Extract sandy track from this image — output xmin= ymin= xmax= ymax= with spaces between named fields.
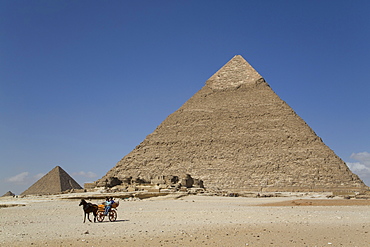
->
xmin=1 ymin=195 xmax=369 ymax=246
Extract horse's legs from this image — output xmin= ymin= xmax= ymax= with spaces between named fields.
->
xmin=87 ymin=212 xmax=92 ymax=222
xmin=83 ymin=212 xmax=86 ymax=223
xmin=93 ymin=211 xmax=97 ymax=223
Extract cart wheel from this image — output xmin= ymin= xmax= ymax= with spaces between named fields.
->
xmin=97 ymin=211 xmax=105 ymax=222
xmin=108 ymin=210 xmax=117 ymax=222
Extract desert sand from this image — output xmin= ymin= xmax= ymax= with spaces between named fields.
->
xmin=1 ymin=193 xmax=369 ymax=246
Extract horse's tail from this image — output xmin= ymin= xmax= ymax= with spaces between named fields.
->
xmin=92 ymin=204 xmax=99 ymax=216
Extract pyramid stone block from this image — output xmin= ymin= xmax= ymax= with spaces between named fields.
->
xmin=97 ymin=55 xmax=367 ymax=192
xmin=21 ymin=166 xmax=82 ymax=195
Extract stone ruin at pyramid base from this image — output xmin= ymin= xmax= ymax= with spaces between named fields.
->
xmin=92 ymin=170 xmax=367 ymax=194
xmin=95 ymin=55 xmax=369 ymax=194
xmin=90 ymin=174 xmax=206 ymax=193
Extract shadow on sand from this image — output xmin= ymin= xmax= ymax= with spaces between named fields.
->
xmin=97 ymin=219 xmax=129 ymax=223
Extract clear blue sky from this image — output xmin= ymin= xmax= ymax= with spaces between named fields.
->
xmin=1 ymin=0 xmax=369 ymax=195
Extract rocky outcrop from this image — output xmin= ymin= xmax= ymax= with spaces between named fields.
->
xmin=95 ymin=174 xmax=204 ymax=191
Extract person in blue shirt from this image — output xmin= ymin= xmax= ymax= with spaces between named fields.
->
xmin=103 ymin=197 xmax=112 ymax=216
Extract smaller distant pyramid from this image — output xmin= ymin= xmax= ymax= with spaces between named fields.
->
xmin=21 ymin=166 xmax=82 ymax=195
xmin=1 ymin=191 xmax=15 ymax=197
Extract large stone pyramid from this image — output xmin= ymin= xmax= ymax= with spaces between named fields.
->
xmin=98 ymin=55 xmax=367 ymax=192
xmin=21 ymin=166 xmax=82 ymax=195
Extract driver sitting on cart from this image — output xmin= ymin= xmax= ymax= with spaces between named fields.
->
xmin=103 ymin=197 xmax=112 ymax=216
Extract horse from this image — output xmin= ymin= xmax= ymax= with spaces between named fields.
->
xmin=79 ymin=199 xmax=98 ymax=223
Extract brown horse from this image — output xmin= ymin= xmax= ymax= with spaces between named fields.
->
xmin=79 ymin=199 xmax=98 ymax=223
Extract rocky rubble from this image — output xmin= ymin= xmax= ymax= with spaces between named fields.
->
xmin=92 ymin=173 xmax=204 ymax=193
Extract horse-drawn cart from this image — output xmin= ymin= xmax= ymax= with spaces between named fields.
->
xmin=96 ymin=201 xmax=119 ymax=222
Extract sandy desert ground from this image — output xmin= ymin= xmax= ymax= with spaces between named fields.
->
xmin=1 ymin=193 xmax=369 ymax=247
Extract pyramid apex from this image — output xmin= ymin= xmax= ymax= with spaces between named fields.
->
xmin=206 ymin=55 xmax=263 ymax=90
xmin=52 ymin=166 xmax=63 ymax=173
